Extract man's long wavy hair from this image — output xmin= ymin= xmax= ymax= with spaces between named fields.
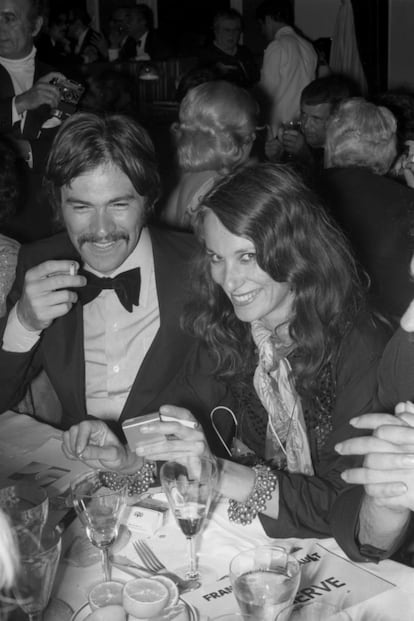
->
xmin=44 ymin=113 xmax=160 ymax=226
xmin=184 ymin=163 xmax=366 ymax=398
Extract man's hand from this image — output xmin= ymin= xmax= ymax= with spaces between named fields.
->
xmin=62 ymin=420 xmax=142 ymax=472
xmin=16 ymin=260 xmax=86 ymax=332
xmin=108 ymin=27 xmax=123 ymax=49
xmin=336 ymin=407 xmax=414 ymax=511
xmin=88 ymin=32 xmax=108 ymax=58
xmin=14 ymin=72 xmax=66 ymax=115
xmin=280 ymin=128 xmax=307 ymax=157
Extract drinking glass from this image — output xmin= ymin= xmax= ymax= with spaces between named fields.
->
xmin=160 ymin=457 xmax=217 ymax=585
xmin=229 ymin=545 xmax=301 ymax=621
xmin=0 ymin=483 xmax=48 ymax=540
xmin=276 ymin=601 xmax=352 ymax=621
xmin=12 ymin=525 xmax=61 ymax=621
xmin=70 ymin=470 xmax=128 ymax=583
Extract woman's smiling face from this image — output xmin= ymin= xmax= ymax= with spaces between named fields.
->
xmin=203 ymin=211 xmax=295 ymax=330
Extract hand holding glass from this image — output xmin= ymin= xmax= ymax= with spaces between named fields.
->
xmin=160 ymin=458 xmax=217 ymax=585
xmin=230 ymin=545 xmax=301 ymax=621
xmin=70 ymin=470 xmax=127 ymax=582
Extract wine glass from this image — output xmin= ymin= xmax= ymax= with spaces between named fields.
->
xmin=160 ymin=457 xmax=217 ymax=586
xmin=12 ymin=524 xmax=61 ymax=621
xmin=70 ymin=470 xmax=128 ymax=583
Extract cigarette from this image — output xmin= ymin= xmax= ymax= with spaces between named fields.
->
xmin=46 ymin=264 xmax=77 ymax=278
xmin=160 ymin=413 xmax=199 ymax=428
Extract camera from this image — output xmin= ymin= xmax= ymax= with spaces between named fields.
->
xmin=50 ymin=77 xmax=85 ymax=119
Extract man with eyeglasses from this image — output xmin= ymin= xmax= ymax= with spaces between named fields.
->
xmin=277 ymin=74 xmax=357 ymax=172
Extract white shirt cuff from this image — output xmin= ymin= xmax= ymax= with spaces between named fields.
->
xmin=2 ymin=304 xmax=41 ymax=352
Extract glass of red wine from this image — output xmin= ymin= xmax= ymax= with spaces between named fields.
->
xmin=160 ymin=457 xmax=217 ymax=586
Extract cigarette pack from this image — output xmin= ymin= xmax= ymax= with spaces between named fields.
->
xmin=126 ymin=498 xmax=169 ymax=535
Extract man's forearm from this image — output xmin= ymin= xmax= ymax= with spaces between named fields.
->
xmin=358 ymin=495 xmax=411 ymax=551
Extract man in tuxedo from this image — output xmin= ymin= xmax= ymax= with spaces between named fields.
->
xmin=107 ymin=6 xmax=136 ymax=62
xmin=127 ymin=4 xmax=171 ymax=60
xmin=0 ymin=112 xmax=199 ymax=432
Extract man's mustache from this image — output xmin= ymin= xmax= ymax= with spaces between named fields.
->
xmin=78 ymin=232 xmax=129 ymax=247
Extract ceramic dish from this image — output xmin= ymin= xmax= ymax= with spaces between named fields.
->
xmin=70 ymin=598 xmax=198 ymax=621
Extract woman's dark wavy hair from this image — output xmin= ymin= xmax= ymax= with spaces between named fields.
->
xmin=184 ymin=162 xmax=366 ymax=397
xmin=44 ymin=112 xmax=160 ymax=225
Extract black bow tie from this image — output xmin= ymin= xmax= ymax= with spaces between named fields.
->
xmin=77 ymin=267 xmax=141 ymax=312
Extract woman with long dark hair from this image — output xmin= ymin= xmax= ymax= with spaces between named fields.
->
xmin=64 ymin=163 xmax=389 ymax=539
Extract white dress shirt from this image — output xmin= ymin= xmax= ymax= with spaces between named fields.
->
xmin=3 ymin=228 xmax=160 ymax=420
xmin=260 ymin=26 xmax=317 ymax=135
xmin=135 ymin=30 xmax=149 ymax=59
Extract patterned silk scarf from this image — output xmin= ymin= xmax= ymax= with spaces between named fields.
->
xmin=251 ymin=320 xmax=314 ymax=475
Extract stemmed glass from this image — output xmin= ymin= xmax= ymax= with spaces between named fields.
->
xmin=160 ymin=457 xmax=217 ymax=586
xmin=70 ymin=470 xmax=128 ymax=583
xmin=12 ymin=524 xmax=61 ymax=621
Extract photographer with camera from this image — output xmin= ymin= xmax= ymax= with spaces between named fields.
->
xmin=0 ymin=0 xmax=82 ymax=241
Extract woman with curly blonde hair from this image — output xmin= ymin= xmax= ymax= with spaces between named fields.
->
xmin=161 ymin=80 xmax=258 ymax=230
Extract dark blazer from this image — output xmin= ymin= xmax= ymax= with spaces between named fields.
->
xmin=118 ymin=36 xmax=138 ymax=61
xmin=317 ymin=167 xmax=414 ymax=322
xmin=72 ymin=27 xmax=106 ymax=61
xmin=0 ymin=227 xmax=200 ymax=430
xmin=34 ymin=34 xmax=71 ymax=68
xmin=0 ymin=58 xmax=57 ymax=163
xmin=198 ymin=43 xmax=260 ymax=88
xmin=331 ymin=485 xmax=414 ymax=566
xmin=143 ymin=30 xmax=171 ymax=60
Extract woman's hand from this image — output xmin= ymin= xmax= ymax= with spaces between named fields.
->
xmin=62 ymin=420 xmax=143 ymax=472
xmin=134 ymin=405 xmax=212 ymax=462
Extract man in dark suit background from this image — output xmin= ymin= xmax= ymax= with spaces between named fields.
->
xmin=66 ymin=7 xmax=107 ymax=64
xmin=106 ymin=6 xmax=136 ymax=62
xmin=0 ymin=0 xmax=76 ymax=241
xmin=127 ymin=3 xmax=171 ymax=60
xmin=0 ymin=113 xmax=199 ymax=433
xmin=198 ymin=8 xmax=259 ymax=89
xmin=0 ymin=0 xmax=65 ymax=172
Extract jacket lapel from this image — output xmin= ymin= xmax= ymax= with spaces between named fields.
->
xmin=120 ymin=228 xmax=193 ymax=421
xmin=23 ymin=60 xmax=54 ymax=140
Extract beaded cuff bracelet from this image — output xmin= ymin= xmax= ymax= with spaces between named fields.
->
xmin=100 ymin=462 xmax=156 ymax=497
xmin=227 ymin=464 xmax=278 ymax=525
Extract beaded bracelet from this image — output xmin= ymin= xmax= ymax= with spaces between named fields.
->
xmin=100 ymin=462 xmax=156 ymax=497
xmin=227 ymin=464 xmax=278 ymax=525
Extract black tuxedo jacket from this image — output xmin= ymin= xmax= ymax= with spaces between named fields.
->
xmin=118 ymin=36 xmax=138 ymax=61
xmin=144 ymin=30 xmax=171 ymax=60
xmin=0 ymin=58 xmax=59 ymax=173
xmin=0 ymin=227 xmax=201 ymax=430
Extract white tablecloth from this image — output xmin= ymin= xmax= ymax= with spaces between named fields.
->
xmin=1 ymin=412 xmax=414 ymax=620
